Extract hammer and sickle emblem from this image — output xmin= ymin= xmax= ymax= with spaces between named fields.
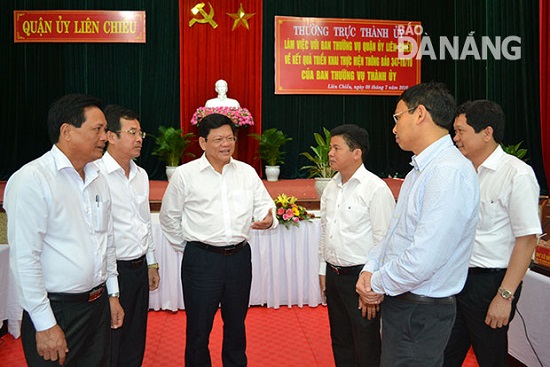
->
xmin=189 ymin=2 xmax=218 ymax=28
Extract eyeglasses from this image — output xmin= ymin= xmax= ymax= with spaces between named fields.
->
xmin=205 ymin=136 xmax=237 ymax=144
xmin=115 ymin=129 xmax=146 ymax=139
xmin=392 ymin=107 xmax=417 ymax=124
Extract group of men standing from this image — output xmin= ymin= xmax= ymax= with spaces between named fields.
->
xmin=4 ymin=94 xmax=275 ymax=367
xmin=320 ymin=82 xmax=541 ymax=367
xmin=4 ymin=96 xmax=160 ymax=366
xmin=3 ymin=81 xmax=542 ymax=367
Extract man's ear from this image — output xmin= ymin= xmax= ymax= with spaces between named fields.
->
xmin=483 ymin=126 xmax=494 ymax=141
xmin=414 ymin=105 xmax=429 ymax=125
xmin=198 ymin=136 xmax=207 ymax=151
xmin=107 ymin=131 xmax=118 ymax=144
xmin=353 ymin=148 xmax=363 ymax=161
xmin=59 ymin=123 xmax=72 ymax=141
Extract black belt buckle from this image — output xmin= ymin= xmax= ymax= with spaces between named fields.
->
xmin=224 ymin=247 xmax=236 ymax=256
xmin=130 ymin=257 xmax=145 ymax=268
xmin=88 ymin=286 xmax=103 ymax=302
xmin=223 ymin=243 xmax=243 ymax=256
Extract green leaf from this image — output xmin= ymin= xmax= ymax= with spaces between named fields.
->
xmin=501 ymin=141 xmax=528 ymax=161
xmin=250 ymin=128 xmax=292 ymax=166
xmin=299 ymin=127 xmax=335 ymax=178
xmin=151 ymin=126 xmax=195 ymax=166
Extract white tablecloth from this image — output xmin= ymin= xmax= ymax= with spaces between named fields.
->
xmin=148 ymin=214 xmax=323 ymax=311
xmin=0 ymin=245 xmax=23 ymax=338
xmin=508 ymin=269 xmax=550 ymax=366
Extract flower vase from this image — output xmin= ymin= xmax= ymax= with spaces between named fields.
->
xmin=314 ymin=177 xmax=332 ymax=198
xmin=265 ymin=165 xmax=280 ymax=182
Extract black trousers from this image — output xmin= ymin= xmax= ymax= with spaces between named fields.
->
xmin=110 ymin=257 xmax=149 ymax=367
xmin=443 ymin=270 xmax=521 ymax=367
xmin=325 ymin=266 xmax=381 ymax=367
xmin=381 ymin=295 xmax=456 ymax=367
xmin=21 ymin=288 xmax=111 ymax=367
xmin=182 ymin=242 xmax=252 ymax=367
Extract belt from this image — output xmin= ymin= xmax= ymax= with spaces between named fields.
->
xmin=327 ymin=263 xmax=364 ymax=276
xmin=117 ymin=255 xmax=146 ymax=269
xmin=468 ymin=267 xmax=506 ymax=275
xmin=394 ymin=292 xmax=456 ymax=305
xmin=188 ymin=241 xmax=247 ymax=256
xmin=48 ymin=283 xmax=106 ymax=303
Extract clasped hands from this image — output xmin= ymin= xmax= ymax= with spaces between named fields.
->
xmin=356 ymin=271 xmax=384 ymax=319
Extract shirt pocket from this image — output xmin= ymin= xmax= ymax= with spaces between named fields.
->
xmin=340 ymin=203 xmax=366 ymax=232
xmin=93 ymin=199 xmax=110 ymax=233
xmin=134 ymin=194 xmax=150 ymax=222
xmin=478 ymin=196 xmax=499 ymax=232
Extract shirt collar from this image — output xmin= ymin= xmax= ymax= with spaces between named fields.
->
xmin=349 ymin=164 xmax=368 ymax=183
xmin=52 ymin=144 xmax=74 ymax=171
xmin=335 ymin=164 xmax=368 ymax=187
xmin=51 ymin=144 xmax=100 ymax=184
xmin=410 ymin=135 xmax=453 ymax=171
xmin=198 ymin=152 xmax=236 ymax=172
xmin=102 ymin=151 xmax=138 ymax=179
xmin=479 ymin=144 xmax=504 ymax=172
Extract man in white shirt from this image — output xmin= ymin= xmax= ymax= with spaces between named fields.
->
xmin=4 ymin=94 xmax=124 ymax=366
xmin=205 ymin=79 xmax=241 ymax=108
xmin=444 ymin=100 xmax=542 ymax=366
xmin=96 ymin=104 xmax=160 ymax=367
xmin=319 ymin=124 xmax=394 ymax=367
xmin=159 ymin=113 xmax=276 ymax=367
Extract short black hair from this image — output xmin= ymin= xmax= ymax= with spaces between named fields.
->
xmin=400 ymin=82 xmax=456 ymax=130
xmin=104 ymin=104 xmax=140 ymax=133
xmin=330 ymin=124 xmax=370 ymax=163
xmin=197 ymin=113 xmax=236 ymax=138
xmin=47 ymin=94 xmax=104 ymax=144
xmin=456 ymin=100 xmax=505 ymax=143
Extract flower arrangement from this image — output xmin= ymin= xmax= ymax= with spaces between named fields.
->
xmin=274 ymin=193 xmax=315 ymax=229
xmin=191 ymin=107 xmax=255 ymax=127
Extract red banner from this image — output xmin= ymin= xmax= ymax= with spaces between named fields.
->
xmin=275 ymin=16 xmax=421 ymax=95
xmin=14 ymin=10 xmax=146 ymax=43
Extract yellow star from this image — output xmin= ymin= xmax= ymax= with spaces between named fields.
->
xmin=226 ymin=3 xmax=255 ymax=31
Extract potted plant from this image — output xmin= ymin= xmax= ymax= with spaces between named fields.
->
xmin=250 ymin=128 xmax=292 ymax=181
xmin=300 ymin=127 xmax=335 ymax=197
xmin=501 ymin=141 xmax=528 ymax=161
xmin=152 ymin=126 xmax=195 ymax=180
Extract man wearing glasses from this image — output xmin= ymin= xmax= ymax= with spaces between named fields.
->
xmin=160 ymin=113 xmax=276 ymax=367
xmin=96 ymin=104 xmax=160 ymax=367
xmin=356 ymin=82 xmax=480 ymax=366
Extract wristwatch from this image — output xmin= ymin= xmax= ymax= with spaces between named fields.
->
xmin=498 ymin=287 xmax=514 ymax=301
xmin=148 ymin=263 xmax=159 ymax=269
xmin=109 ymin=292 xmax=120 ymax=298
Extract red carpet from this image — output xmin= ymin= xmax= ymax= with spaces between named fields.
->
xmin=0 ymin=306 xmax=479 ymax=366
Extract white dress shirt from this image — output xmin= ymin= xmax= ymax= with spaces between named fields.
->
xmin=470 ymin=145 xmax=541 ymax=268
xmin=318 ymin=165 xmax=395 ymax=275
xmin=159 ymin=154 xmax=277 ymax=251
xmin=364 ymin=136 xmax=480 ymax=297
xmin=3 ymin=145 xmax=118 ymax=331
xmin=96 ymin=152 xmax=156 ymax=264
